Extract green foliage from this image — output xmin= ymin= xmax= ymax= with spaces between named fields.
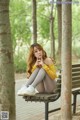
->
xmin=14 ymin=55 xmax=27 ymax=73
xmin=38 ymin=16 xmax=50 ymax=39
xmin=72 ymin=5 xmax=80 ymax=59
xmin=72 ymin=5 xmax=80 ymax=40
xmin=72 ymin=38 xmax=80 ymax=58
xmin=10 ymin=0 xmax=31 ymax=49
xmin=13 ymin=40 xmax=29 ymax=73
xmin=9 ymin=0 xmax=80 ymax=72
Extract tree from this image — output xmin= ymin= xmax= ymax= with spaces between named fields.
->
xmin=50 ymin=0 xmax=55 ymax=59
xmin=61 ymin=0 xmax=72 ymax=120
xmin=57 ymin=0 xmax=62 ymax=63
xmin=0 ymin=0 xmax=16 ymax=120
xmin=32 ymin=0 xmax=37 ymax=43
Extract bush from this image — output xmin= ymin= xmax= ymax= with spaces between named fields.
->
xmin=72 ymin=39 xmax=80 ymax=58
xmin=14 ymin=55 xmax=27 ymax=73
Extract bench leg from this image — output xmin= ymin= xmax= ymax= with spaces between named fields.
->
xmin=45 ymin=102 xmax=49 ymax=120
xmin=73 ymin=94 xmax=77 ymax=114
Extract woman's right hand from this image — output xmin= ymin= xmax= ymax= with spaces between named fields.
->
xmin=35 ymin=58 xmax=43 ymax=67
xmin=35 ymin=58 xmax=40 ymax=67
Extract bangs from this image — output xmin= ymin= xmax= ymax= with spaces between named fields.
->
xmin=36 ymin=45 xmax=43 ymax=50
xmin=31 ymin=43 xmax=43 ymax=51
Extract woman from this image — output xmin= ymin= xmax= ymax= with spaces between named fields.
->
xmin=17 ymin=43 xmax=57 ymax=96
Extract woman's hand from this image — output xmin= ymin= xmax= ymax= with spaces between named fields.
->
xmin=27 ymin=72 xmax=30 ymax=78
xmin=35 ymin=58 xmax=44 ymax=67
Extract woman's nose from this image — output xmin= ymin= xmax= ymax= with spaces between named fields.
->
xmin=38 ymin=51 xmax=40 ymax=53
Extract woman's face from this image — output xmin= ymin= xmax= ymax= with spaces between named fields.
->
xmin=34 ymin=47 xmax=43 ymax=59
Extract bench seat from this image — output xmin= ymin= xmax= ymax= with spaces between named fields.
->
xmin=23 ymin=92 xmax=60 ymax=102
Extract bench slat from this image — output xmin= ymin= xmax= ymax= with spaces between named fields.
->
xmin=72 ymin=76 xmax=80 ymax=81
xmin=72 ymin=72 xmax=80 ymax=76
xmin=72 ymin=84 xmax=80 ymax=89
xmin=72 ymin=68 xmax=80 ymax=72
xmin=55 ymin=88 xmax=61 ymax=93
xmin=72 ymin=64 xmax=80 ymax=68
xmin=72 ymin=88 xmax=80 ymax=93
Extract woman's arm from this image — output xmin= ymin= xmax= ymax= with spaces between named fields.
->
xmin=42 ymin=58 xmax=57 ymax=80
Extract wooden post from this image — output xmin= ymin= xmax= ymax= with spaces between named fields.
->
xmin=61 ymin=0 xmax=72 ymax=120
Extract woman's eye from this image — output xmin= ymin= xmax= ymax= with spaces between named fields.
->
xmin=34 ymin=51 xmax=37 ymax=53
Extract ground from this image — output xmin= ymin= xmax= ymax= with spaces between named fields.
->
xmin=15 ymin=73 xmax=26 ymax=80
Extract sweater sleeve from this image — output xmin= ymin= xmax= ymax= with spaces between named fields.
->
xmin=31 ymin=65 xmax=37 ymax=72
xmin=42 ymin=64 xmax=57 ymax=80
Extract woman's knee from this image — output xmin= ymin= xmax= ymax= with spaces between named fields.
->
xmin=39 ymin=68 xmax=46 ymax=74
xmin=33 ymin=68 xmax=40 ymax=73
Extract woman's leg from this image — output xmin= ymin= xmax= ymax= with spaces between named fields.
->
xmin=43 ymin=74 xmax=56 ymax=93
xmin=17 ymin=68 xmax=43 ymax=95
xmin=31 ymin=68 xmax=46 ymax=87
xmin=35 ymin=81 xmax=45 ymax=93
xmin=31 ymin=68 xmax=56 ymax=93
xmin=26 ymin=68 xmax=40 ymax=87
xmin=20 ymin=68 xmax=56 ymax=96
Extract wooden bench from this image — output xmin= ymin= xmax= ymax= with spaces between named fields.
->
xmin=23 ymin=64 xmax=80 ymax=120
xmin=72 ymin=64 xmax=80 ymax=113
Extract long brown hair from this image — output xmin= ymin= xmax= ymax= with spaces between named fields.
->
xmin=27 ymin=43 xmax=47 ymax=75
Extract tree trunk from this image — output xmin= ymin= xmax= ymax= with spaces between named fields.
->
xmin=61 ymin=0 xmax=72 ymax=120
xmin=57 ymin=0 xmax=62 ymax=64
xmin=50 ymin=0 xmax=55 ymax=59
xmin=32 ymin=0 xmax=37 ymax=43
xmin=0 ymin=1 xmax=16 ymax=120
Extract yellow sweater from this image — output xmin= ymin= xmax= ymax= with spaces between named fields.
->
xmin=31 ymin=64 xmax=57 ymax=80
